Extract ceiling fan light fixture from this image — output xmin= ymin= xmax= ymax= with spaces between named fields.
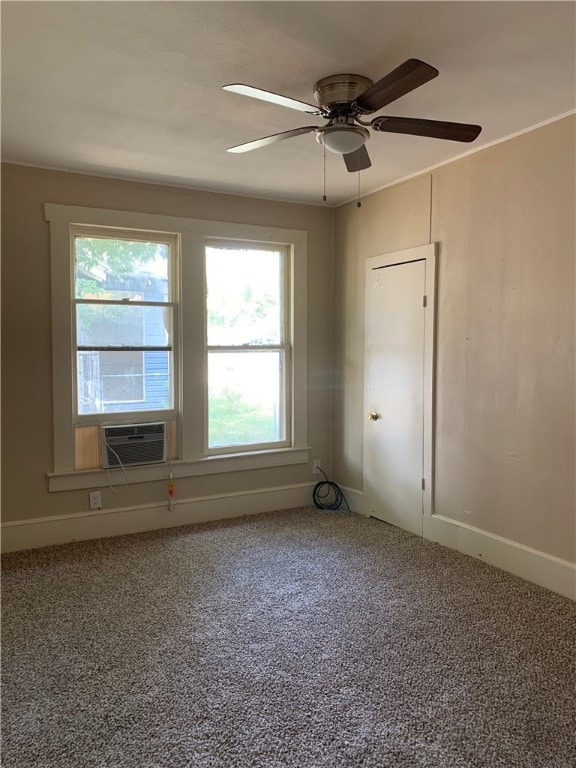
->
xmin=316 ymin=124 xmax=369 ymax=155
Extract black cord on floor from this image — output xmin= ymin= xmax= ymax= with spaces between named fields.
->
xmin=312 ymin=468 xmax=352 ymax=514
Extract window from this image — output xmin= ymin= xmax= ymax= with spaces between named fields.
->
xmin=73 ymin=232 xmax=176 ymax=417
xmin=206 ymin=241 xmax=289 ymax=452
xmin=46 ymin=205 xmax=308 ymax=489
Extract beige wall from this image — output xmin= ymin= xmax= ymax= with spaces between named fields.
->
xmin=333 ymin=174 xmax=432 ymax=490
xmin=3 ymin=116 xmax=575 ymax=565
xmin=334 ymin=116 xmax=575 ymax=563
xmin=1 ymin=165 xmax=334 ymax=522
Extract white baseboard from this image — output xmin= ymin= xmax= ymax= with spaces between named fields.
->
xmin=1 ymin=483 xmax=317 ymax=553
xmin=335 ymin=487 xmax=575 ymax=600
xmin=423 ymin=514 xmax=576 ymax=601
xmin=339 ymin=486 xmax=372 ymax=516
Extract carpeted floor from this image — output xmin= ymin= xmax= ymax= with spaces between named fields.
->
xmin=2 ymin=507 xmax=575 ymax=767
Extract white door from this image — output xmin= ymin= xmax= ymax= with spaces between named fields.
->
xmin=364 ymin=256 xmax=427 ymax=535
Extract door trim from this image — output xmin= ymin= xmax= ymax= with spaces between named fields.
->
xmin=366 ymin=242 xmax=437 ymax=520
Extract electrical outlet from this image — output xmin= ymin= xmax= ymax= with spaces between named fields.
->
xmin=89 ymin=490 xmax=102 ymax=510
xmin=313 ymin=459 xmax=322 ymax=475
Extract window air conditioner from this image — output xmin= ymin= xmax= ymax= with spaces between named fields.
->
xmin=100 ymin=422 xmax=166 ymax=468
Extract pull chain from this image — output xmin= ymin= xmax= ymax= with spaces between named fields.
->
xmin=322 ymin=144 xmax=327 ymax=202
xmin=357 ymin=171 xmax=362 ymax=208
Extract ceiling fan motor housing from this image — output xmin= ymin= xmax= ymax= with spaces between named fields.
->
xmin=313 ymin=74 xmax=374 ymax=110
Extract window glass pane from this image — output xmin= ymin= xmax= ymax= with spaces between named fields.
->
xmin=75 ymin=237 xmax=169 ymax=301
xmin=77 ymin=350 xmax=171 ymax=415
xmin=76 ymin=305 xmax=171 ymax=348
xmin=208 ymin=352 xmax=284 ymax=447
xmin=100 ymin=351 xmax=144 ymax=403
xmin=206 ymin=245 xmax=283 ymax=345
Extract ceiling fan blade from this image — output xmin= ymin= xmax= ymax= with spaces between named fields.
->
xmin=227 ymin=126 xmax=319 ymax=153
xmin=371 ymin=116 xmax=482 ymax=142
xmin=343 ymin=145 xmax=372 ymax=172
xmin=223 ymin=84 xmax=319 ymax=114
xmin=355 ymin=59 xmax=439 ymax=113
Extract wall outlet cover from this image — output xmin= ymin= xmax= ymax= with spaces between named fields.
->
xmin=89 ymin=490 xmax=102 ymax=510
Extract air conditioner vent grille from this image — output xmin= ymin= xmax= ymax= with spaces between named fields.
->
xmin=100 ymin=422 xmax=166 ymax=468
xmin=136 ymin=423 xmax=164 ymax=435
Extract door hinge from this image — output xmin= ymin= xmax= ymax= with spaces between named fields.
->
xmin=422 ymin=295 xmax=427 ymax=307
xmin=421 ymin=477 xmax=426 ymax=490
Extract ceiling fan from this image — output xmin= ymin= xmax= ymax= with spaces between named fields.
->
xmin=223 ymin=59 xmax=482 ymax=172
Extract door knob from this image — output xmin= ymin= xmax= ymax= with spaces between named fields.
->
xmin=367 ymin=411 xmax=380 ymax=421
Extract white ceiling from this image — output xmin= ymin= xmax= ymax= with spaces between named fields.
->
xmin=2 ymin=1 xmax=575 ymax=206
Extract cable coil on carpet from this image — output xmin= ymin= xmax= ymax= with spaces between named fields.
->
xmin=313 ymin=468 xmax=351 ymax=513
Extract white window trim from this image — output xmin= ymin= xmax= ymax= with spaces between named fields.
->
xmin=45 ymin=203 xmax=309 ymax=491
xmin=47 ymin=448 xmax=311 ymax=492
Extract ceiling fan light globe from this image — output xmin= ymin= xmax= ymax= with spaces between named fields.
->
xmin=316 ymin=125 xmax=368 ymax=155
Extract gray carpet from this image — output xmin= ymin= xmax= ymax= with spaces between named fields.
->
xmin=2 ymin=508 xmax=575 ymax=768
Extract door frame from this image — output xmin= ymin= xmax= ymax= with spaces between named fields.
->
xmin=365 ymin=242 xmax=437 ymax=519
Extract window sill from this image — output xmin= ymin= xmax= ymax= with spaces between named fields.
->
xmin=47 ymin=447 xmax=311 ymax=492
